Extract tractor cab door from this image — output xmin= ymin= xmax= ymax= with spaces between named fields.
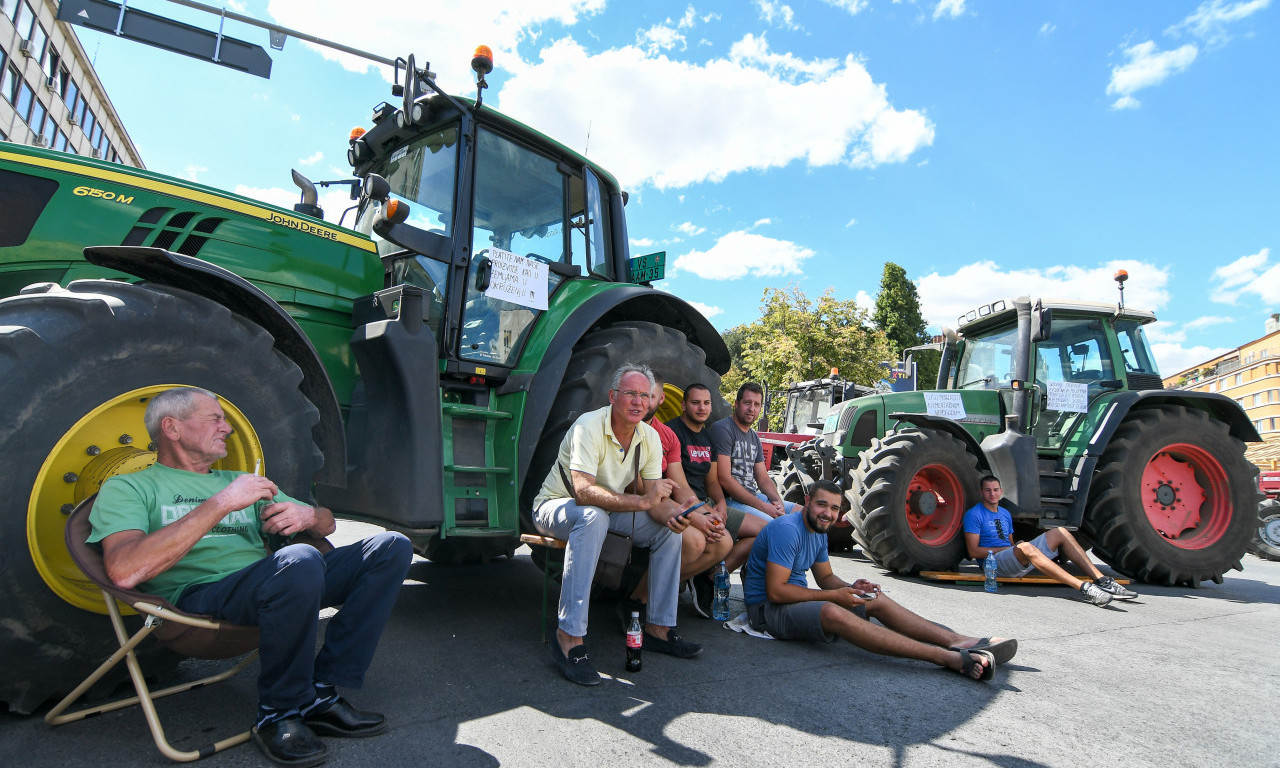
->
xmin=456 ymin=127 xmax=611 ymax=370
xmin=1030 ymin=317 xmax=1117 ymax=450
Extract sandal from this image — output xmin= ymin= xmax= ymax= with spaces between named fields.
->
xmin=957 ymin=648 xmax=996 ymax=681
xmin=950 ymin=637 xmax=1017 ymax=665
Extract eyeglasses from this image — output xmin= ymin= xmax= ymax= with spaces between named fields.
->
xmin=615 ymin=390 xmax=653 ymax=402
xmin=994 ymin=519 xmax=1010 ymax=542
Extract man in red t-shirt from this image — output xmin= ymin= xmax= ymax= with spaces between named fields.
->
xmin=639 ymin=372 xmax=731 ymax=618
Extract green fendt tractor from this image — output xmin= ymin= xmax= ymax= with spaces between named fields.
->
xmin=778 ymin=292 xmax=1259 ymax=586
xmin=0 ymin=53 xmax=727 ymax=713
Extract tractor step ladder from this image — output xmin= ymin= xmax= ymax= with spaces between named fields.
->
xmin=441 ymin=401 xmax=515 ymax=537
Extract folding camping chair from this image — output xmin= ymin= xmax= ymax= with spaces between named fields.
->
xmin=45 ymin=495 xmax=260 ymax=762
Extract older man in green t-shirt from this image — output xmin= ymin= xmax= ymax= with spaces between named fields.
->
xmin=532 ymin=364 xmax=703 ymax=685
xmin=89 ymin=387 xmax=412 ymax=768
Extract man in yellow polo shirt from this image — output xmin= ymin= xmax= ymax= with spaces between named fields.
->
xmin=533 ymin=364 xmax=702 ymax=685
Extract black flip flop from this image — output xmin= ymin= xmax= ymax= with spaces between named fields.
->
xmin=951 ymin=637 xmax=1017 ymax=665
xmin=957 ymin=648 xmax=996 ymax=681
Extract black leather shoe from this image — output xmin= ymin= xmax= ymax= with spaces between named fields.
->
xmin=304 ymin=697 xmax=387 ymax=737
xmin=251 ymin=716 xmax=328 ymax=767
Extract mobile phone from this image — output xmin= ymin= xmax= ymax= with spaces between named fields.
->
xmin=857 ymin=591 xmax=878 ymax=600
xmin=677 ymin=500 xmax=708 ymax=519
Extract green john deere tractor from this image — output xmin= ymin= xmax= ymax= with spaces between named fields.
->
xmin=0 ymin=54 xmax=727 ymax=713
xmin=776 ymin=295 xmax=1259 ymax=586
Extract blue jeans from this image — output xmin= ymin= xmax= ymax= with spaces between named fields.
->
xmin=534 ymin=498 xmax=682 ymax=637
xmin=727 ymin=491 xmax=798 ymax=522
xmin=177 ymin=532 xmax=412 ymax=711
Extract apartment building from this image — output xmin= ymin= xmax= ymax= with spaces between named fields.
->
xmin=1 ymin=0 xmax=141 ymax=165
xmin=1163 ymin=315 xmax=1280 ymax=470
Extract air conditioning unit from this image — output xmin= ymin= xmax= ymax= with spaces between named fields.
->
xmin=68 ymin=115 xmax=77 ymax=126
xmin=32 ymin=135 xmax=48 ymax=147
xmin=19 ymin=40 xmax=33 ymax=56
xmin=44 ymin=76 xmax=55 ymax=90
xmin=90 ymin=148 xmax=101 ymax=158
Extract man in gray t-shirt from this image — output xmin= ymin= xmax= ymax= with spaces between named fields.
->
xmin=708 ymin=382 xmax=798 ymax=521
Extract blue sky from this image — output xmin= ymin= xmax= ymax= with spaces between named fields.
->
xmin=73 ymin=0 xmax=1276 ymax=376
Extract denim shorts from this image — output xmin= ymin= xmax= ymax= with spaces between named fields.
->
xmin=993 ymin=532 xmax=1058 ymax=577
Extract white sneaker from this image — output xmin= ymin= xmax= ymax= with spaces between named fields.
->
xmin=1093 ymin=576 xmax=1138 ymax=600
xmin=1079 ymin=581 xmax=1113 ymax=606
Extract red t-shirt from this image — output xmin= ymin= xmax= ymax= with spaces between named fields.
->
xmin=650 ymin=419 xmax=681 ymax=472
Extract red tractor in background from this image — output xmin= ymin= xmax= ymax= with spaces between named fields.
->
xmin=1254 ymin=470 xmax=1280 ymax=561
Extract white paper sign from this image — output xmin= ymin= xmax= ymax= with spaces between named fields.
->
xmin=484 ymin=248 xmax=548 ymax=310
xmin=1045 ymin=380 xmax=1089 ymax=413
xmin=923 ymin=392 xmax=967 ymax=420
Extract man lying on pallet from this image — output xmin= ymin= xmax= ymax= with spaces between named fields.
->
xmin=532 ymin=364 xmax=704 ymax=686
xmin=88 ymin=387 xmax=413 ymax=768
xmin=743 ymin=480 xmax=1015 ymax=682
xmin=963 ymin=474 xmax=1137 ymax=606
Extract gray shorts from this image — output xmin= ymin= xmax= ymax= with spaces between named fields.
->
xmin=993 ymin=532 xmax=1058 ymax=577
xmin=746 ymin=600 xmax=866 ymax=643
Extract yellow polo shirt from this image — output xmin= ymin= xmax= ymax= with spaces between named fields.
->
xmin=533 ymin=405 xmax=663 ymax=509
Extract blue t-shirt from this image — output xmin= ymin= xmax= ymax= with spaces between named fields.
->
xmin=962 ymin=503 xmax=1014 ymax=549
xmin=743 ymin=512 xmax=828 ymax=606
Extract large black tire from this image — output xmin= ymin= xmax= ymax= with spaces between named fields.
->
xmin=1083 ymin=405 xmax=1259 ymax=586
xmin=849 ymin=428 xmax=979 ymax=574
xmin=0 ymin=280 xmax=322 ymax=714
xmin=519 ymin=321 xmax=727 ymax=532
xmin=1250 ymin=499 xmax=1280 ymax=562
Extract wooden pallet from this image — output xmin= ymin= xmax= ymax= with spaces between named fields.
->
xmin=919 ymin=571 xmax=1131 ymax=586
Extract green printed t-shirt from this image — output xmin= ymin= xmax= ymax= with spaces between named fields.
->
xmin=87 ymin=463 xmax=304 ymax=604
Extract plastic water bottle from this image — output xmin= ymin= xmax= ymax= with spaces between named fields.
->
xmin=625 ymin=611 xmax=642 ymax=672
xmin=984 ymin=550 xmax=998 ymax=593
xmin=712 ymin=561 xmax=731 ymax=620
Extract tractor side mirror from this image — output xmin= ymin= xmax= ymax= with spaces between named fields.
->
xmin=1031 ymin=306 xmax=1052 ymax=343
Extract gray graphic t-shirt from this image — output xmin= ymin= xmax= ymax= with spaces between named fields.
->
xmin=708 ymin=417 xmax=763 ymax=494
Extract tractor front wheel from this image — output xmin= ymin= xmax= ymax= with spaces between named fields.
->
xmin=1249 ymin=499 xmax=1280 ymax=562
xmin=1083 ymin=405 xmax=1258 ymax=585
xmin=0 ymin=280 xmax=321 ymax=713
xmin=850 ymin=428 xmax=979 ymax=573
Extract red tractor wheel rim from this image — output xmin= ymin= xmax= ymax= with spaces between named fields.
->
xmin=1140 ymin=442 xmax=1230 ymax=549
xmin=904 ymin=463 xmax=964 ymax=546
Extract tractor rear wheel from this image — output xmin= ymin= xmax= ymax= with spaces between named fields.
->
xmin=1248 ymin=499 xmax=1280 ymax=562
xmin=850 ymin=428 xmax=979 ymax=573
xmin=1083 ymin=405 xmax=1258 ymax=585
xmin=0 ymin=280 xmax=321 ymax=713
xmin=520 ymin=321 xmax=727 ymax=533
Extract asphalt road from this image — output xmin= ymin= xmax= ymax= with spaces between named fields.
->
xmin=3 ymin=522 xmax=1278 ymax=768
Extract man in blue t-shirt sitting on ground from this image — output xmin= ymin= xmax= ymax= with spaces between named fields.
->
xmin=963 ymin=474 xmax=1137 ymax=606
xmin=743 ymin=480 xmax=1016 ymax=682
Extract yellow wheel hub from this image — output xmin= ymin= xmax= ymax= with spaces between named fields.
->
xmin=28 ymin=386 xmax=264 ymax=613
xmin=654 ymin=383 xmax=684 ymax=423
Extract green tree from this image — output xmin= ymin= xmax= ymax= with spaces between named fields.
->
xmin=872 ymin=262 xmax=939 ymax=388
xmin=719 ymin=284 xmax=893 ymax=418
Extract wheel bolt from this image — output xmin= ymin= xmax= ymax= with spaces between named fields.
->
xmin=63 ymin=472 xmax=78 ymax=483
xmin=86 ymin=445 xmax=101 ymax=456
xmin=119 ymin=434 xmax=133 ymax=445
xmin=61 ymin=504 xmax=74 ymax=515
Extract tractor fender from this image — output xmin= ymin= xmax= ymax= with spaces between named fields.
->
xmin=503 ymin=286 xmax=730 ymax=490
xmin=885 ymin=412 xmax=991 ymax=471
xmin=82 ymin=246 xmax=346 ymax=485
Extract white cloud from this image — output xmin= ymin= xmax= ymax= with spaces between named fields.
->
xmin=1152 ymin=342 xmax=1232 ymax=377
xmin=757 ymin=1 xmax=799 ymax=29
xmin=822 ymin=0 xmax=870 ymax=15
xmin=266 ymin=0 xmax=607 ymax=89
xmin=1184 ymin=315 xmax=1235 ymax=332
xmin=1167 ymin=0 xmax=1272 ymax=46
xmin=676 ymin=221 xmax=707 ymax=237
xmin=845 ymin=217 xmax=858 ymax=228
xmin=1106 ymin=41 xmax=1198 ymax=109
xmin=855 ymin=290 xmax=873 ymax=308
xmin=498 ymin=35 xmax=934 ymax=190
xmin=750 ymin=218 xmax=771 ymax=229
xmin=673 ymin=231 xmax=815 ymax=280
xmin=916 ymin=260 xmax=1171 ymax=331
xmin=298 ymin=151 xmax=324 ymax=166
xmin=1039 ymin=22 xmax=1057 ymax=35
xmin=1210 ymin=247 xmax=1277 ymax=303
xmin=184 ymin=165 xmax=208 ymax=182
xmin=638 ymin=24 xmax=686 ymax=54
xmin=630 ymin=237 xmax=656 ymax=248
xmin=688 ymin=301 xmax=724 ymax=320
xmin=933 ymin=0 xmax=965 ymax=21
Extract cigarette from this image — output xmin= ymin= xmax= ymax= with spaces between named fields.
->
xmin=253 ymin=459 xmax=262 ymax=476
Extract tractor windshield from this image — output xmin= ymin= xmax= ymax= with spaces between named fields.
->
xmin=1114 ymin=319 xmax=1161 ymax=379
xmin=955 ymin=324 xmax=1018 ymax=389
xmin=784 ymin=386 xmax=834 ymax=433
